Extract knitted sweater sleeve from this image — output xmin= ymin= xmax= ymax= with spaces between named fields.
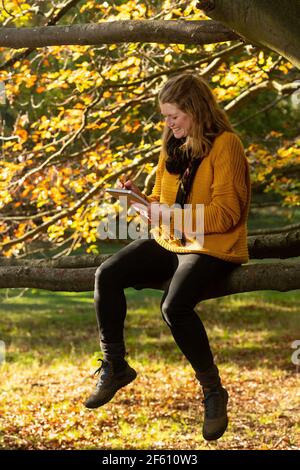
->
xmin=142 ymin=150 xmax=165 ymax=203
xmin=172 ymin=133 xmax=249 ymax=235
xmin=203 ymin=133 xmax=248 ymax=233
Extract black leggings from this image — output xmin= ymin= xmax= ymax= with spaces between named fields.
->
xmin=94 ymin=238 xmax=238 ymax=372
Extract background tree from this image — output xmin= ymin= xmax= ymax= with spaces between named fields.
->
xmin=196 ymin=0 xmax=300 ymax=69
xmin=0 ymin=0 xmax=299 ymax=293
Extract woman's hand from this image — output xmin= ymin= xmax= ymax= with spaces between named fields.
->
xmin=147 ymin=203 xmax=172 ymax=225
xmin=117 ymin=173 xmax=140 ymax=193
xmin=117 ymin=173 xmax=147 ymax=205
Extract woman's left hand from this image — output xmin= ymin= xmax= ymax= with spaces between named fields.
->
xmin=147 ymin=203 xmax=172 ymax=224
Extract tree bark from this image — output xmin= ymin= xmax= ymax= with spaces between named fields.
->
xmin=249 ymin=223 xmax=300 ymax=236
xmin=197 ymin=0 xmax=300 ymax=69
xmin=247 ymin=230 xmax=300 ymax=259
xmin=0 ymin=20 xmax=239 ymax=48
xmin=0 ymin=229 xmax=299 ymax=268
xmin=0 ymin=261 xmax=299 ymax=295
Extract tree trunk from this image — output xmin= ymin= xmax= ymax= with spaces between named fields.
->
xmin=197 ymin=0 xmax=300 ymax=69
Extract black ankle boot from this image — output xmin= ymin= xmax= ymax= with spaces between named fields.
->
xmin=202 ymin=385 xmax=229 ymax=441
xmin=195 ymin=364 xmax=229 ymax=441
xmin=84 ymin=359 xmax=137 ymax=409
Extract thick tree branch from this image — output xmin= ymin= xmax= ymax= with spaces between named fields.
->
xmin=1 ymin=229 xmax=299 ymax=267
xmin=0 ymin=260 xmax=299 ymax=293
xmin=247 ymin=230 xmax=300 ymax=259
xmin=0 ymin=20 xmax=239 ymax=49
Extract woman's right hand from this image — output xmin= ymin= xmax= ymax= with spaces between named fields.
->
xmin=116 ymin=173 xmax=127 ymax=189
xmin=117 ymin=173 xmax=144 ymax=197
xmin=117 ymin=173 xmax=147 ymax=205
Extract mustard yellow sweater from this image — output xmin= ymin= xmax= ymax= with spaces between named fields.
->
xmin=144 ymin=131 xmax=251 ymax=264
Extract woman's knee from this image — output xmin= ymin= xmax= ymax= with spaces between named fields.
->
xmin=161 ymin=298 xmax=181 ymax=327
xmin=161 ymin=295 xmax=197 ymax=327
xmin=94 ymin=259 xmax=117 ymax=289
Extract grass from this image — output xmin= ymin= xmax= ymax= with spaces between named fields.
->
xmin=0 ymin=204 xmax=299 ymax=450
xmin=248 ymin=206 xmax=300 ymax=231
xmin=0 ymin=287 xmax=299 ymax=450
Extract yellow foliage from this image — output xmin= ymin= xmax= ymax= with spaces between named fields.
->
xmin=1 ymin=0 xmax=299 ymax=256
xmin=15 ymin=129 xmax=28 ymax=142
xmin=164 ymin=54 xmax=173 ymax=63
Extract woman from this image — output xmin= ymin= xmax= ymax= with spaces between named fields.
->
xmin=85 ymin=73 xmax=251 ymax=441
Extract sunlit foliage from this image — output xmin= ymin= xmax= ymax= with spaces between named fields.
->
xmin=0 ymin=0 xmax=299 ymax=257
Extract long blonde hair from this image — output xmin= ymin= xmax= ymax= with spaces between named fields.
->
xmin=158 ymin=73 xmax=234 ymax=159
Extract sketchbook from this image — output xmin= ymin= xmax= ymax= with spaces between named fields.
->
xmin=106 ymin=188 xmax=149 ymax=206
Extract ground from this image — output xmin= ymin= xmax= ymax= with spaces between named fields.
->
xmin=0 ymin=287 xmax=299 ymax=450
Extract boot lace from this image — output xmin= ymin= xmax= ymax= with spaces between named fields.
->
xmin=93 ymin=358 xmax=105 ymax=376
xmin=93 ymin=358 xmax=113 ymax=387
xmin=80 ymin=358 xmax=106 ymax=384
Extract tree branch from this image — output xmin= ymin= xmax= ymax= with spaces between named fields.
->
xmin=232 ymin=90 xmax=296 ymax=127
xmin=249 ymin=223 xmax=300 ymax=236
xmin=46 ymin=0 xmax=81 ymax=26
xmin=225 ymin=80 xmax=270 ymax=115
xmin=224 ymin=77 xmax=300 ymax=115
xmin=1 ymin=229 xmax=299 ymax=266
xmin=100 ymin=42 xmax=245 ymax=90
xmin=0 ymin=260 xmax=299 ymax=293
xmin=0 ymin=20 xmax=240 ymax=49
xmin=248 ymin=229 xmax=300 ymax=259
xmin=9 ymin=91 xmax=155 ymax=188
xmin=0 ymin=148 xmax=160 ymax=251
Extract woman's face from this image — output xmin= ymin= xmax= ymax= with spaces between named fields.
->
xmin=160 ymin=102 xmax=192 ymax=139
